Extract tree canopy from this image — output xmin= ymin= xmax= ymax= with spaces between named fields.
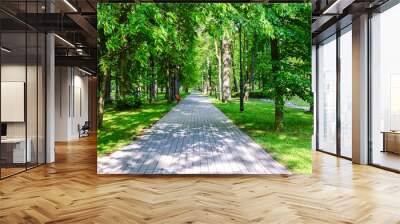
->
xmin=97 ymin=3 xmax=312 ymax=131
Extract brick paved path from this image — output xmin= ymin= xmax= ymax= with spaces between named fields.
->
xmin=98 ymin=92 xmax=289 ymax=174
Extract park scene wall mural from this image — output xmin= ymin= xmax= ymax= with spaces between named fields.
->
xmin=97 ymin=3 xmax=313 ymax=174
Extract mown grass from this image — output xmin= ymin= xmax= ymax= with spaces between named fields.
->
xmin=97 ymin=94 xmax=186 ymax=156
xmin=286 ymin=95 xmax=310 ymax=107
xmin=212 ymin=98 xmax=312 ymax=173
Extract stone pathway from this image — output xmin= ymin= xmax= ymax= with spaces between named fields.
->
xmin=98 ymin=92 xmax=289 ymax=174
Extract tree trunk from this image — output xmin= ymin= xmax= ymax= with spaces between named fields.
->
xmin=208 ymin=57 xmax=212 ymax=95
xmin=203 ymin=59 xmax=210 ymax=95
xmin=251 ymin=32 xmax=257 ymax=91
xmin=119 ymin=50 xmax=130 ymax=97
xmin=202 ymin=74 xmax=208 ymax=94
xmin=274 ymin=94 xmax=284 ymax=131
xmin=244 ymin=74 xmax=250 ymax=101
xmin=233 ymin=75 xmax=238 ymax=93
xmin=214 ymin=39 xmax=222 ymax=101
xmin=98 ymin=68 xmax=110 ymax=128
xmin=169 ymin=75 xmax=174 ymax=102
xmin=164 ymin=84 xmax=169 ymax=100
xmin=105 ymin=75 xmax=111 ymax=103
xmin=203 ymin=57 xmax=212 ymax=95
xmin=232 ymin=39 xmax=238 ymax=93
xmin=115 ymin=72 xmax=120 ymax=100
xmin=271 ymin=37 xmax=283 ymax=131
xmin=220 ymin=38 xmax=224 ymax=101
xmin=167 ymin=66 xmax=174 ymax=103
xmin=174 ymin=67 xmax=180 ymax=96
xmin=244 ymin=34 xmax=250 ymax=101
xmin=222 ymin=36 xmax=232 ymax=102
xmin=239 ymin=23 xmax=244 ymax=112
xmin=149 ymin=58 xmax=156 ymax=103
xmin=149 ymin=81 xmax=156 ymax=103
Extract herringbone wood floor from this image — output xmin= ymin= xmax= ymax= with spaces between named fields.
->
xmin=1 ymin=136 xmax=400 ymax=223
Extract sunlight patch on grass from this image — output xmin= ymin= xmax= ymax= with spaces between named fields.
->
xmin=97 ymin=99 xmax=179 ymax=156
xmin=212 ymin=98 xmax=312 ymax=173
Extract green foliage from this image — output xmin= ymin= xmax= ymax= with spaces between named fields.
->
xmin=213 ymin=98 xmax=312 ymax=173
xmin=114 ymin=95 xmax=142 ymax=111
xmin=97 ymin=3 xmax=312 ymax=128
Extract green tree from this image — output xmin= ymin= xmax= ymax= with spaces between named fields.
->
xmin=97 ymin=3 xmax=312 ymax=132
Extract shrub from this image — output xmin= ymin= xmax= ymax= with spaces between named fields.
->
xmin=114 ymin=95 xmax=141 ymax=110
xmin=249 ymin=91 xmax=265 ymax=99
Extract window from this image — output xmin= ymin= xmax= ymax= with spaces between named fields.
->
xmin=318 ymin=35 xmax=337 ymax=154
xmin=370 ymin=3 xmax=400 ymax=171
xmin=0 ymin=1 xmax=46 ymax=179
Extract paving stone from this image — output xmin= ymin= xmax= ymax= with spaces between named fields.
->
xmin=98 ymin=92 xmax=289 ymax=175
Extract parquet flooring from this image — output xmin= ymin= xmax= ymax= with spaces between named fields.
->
xmin=1 ymin=136 xmax=400 ymax=223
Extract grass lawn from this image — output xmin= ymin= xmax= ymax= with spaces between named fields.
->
xmin=212 ymin=98 xmax=312 ymax=173
xmin=97 ymin=94 xmax=186 ymax=156
xmin=286 ymin=95 xmax=310 ymax=107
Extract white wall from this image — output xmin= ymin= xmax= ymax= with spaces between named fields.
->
xmin=1 ymin=82 xmax=25 ymax=122
xmin=1 ymin=65 xmax=26 ymax=139
xmin=55 ymin=66 xmax=69 ymax=141
xmin=72 ymin=71 xmax=89 ymax=138
xmin=1 ymin=62 xmax=46 ymax=164
xmin=55 ymin=67 xmax=89 ymax=141
xmin=1 ymin=65 xmax=42 ymax=137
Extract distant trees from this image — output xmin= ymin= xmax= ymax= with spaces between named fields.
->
xmin=97 ymin=3 xmax=311 ymax=131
